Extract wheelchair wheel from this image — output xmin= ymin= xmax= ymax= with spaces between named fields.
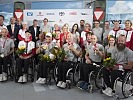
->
xmin=53 ymin=66 xmax=58 ymax=83
xmin=95 ymin=67 xmax=104 ymax=89
xmin=122 ymin=72 xmax=133 ymax=98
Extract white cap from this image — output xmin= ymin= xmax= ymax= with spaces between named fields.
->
xmin=46 ymin=33 xmax=52 ymax=37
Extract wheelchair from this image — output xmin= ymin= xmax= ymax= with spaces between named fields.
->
xmin=98 ymin=66 xmax=133 ymax=99
xmin=36 ymin=60 xmax=58 ymax=85
xmin=46 ymin=61 xmax=58 ymax=85
xmin=77 ymin=63 xmax=104 ymax=93
xmin=112 ymin=70 xmax=133 ymax=99
xmin=14 ymin=57 xmax=35 ymax=83
xmin=0 ymin=53 xmax=15 ymax=81
xmin=65 ymin=62 xmax=80 ymax=89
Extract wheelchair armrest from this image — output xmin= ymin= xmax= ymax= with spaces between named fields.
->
xmin=93 ymin=63 xmax=100 ymax=67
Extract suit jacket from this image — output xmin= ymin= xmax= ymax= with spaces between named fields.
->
xmin=7 ymin=24 xmax=19 ymax=48
xmin=7 ymin=24 xmax=19 ymax=39
xmin=29 ymin=25 xmax=40 ymax=42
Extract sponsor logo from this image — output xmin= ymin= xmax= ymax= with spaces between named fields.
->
xmin=27 ymin=12 xmax=33 ymax=16
xmin=81 ymin=13 xmax=88 ymax=15
xmin=69 ymin=12 xmax=77 ymax=15
xmin=37 ymin=12 xmax=43 ymax=16
xmin=59 ymin=12 xmax=65 ymax=16
xmin=46 ymin=13 xmax=55 ymax=15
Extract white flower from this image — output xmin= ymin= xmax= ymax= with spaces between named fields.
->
xmin=49 ymin=53 xmax=55 ymax=60
xmin=0 ymin=54 xmax=4 ymax=58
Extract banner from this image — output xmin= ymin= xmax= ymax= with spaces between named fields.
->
xmin=23 ymin=9 xmax=93 ymax=28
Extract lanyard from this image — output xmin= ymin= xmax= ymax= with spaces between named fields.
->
xmin=2 ymin=39 xmax=7 ymax=48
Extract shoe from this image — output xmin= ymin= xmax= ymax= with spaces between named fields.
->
xmin=77 ymin=81 xmax=86 ymax=89
xmin=102 ymin=87 xmax=113 ymax=96
xmin=2 ymin=72 xmax=7 ymax=81
xmin=0 ymin=74 xmax=3 ymax=82
xmin=40 ymin=78 xmax=46 ymax=84
xmin=22 ymin=74 xmax=27 ymax=83
xmin=60 ymin=82 xmax=67 ymax=89
xmin=18 ymin=76 xmax=23 ymax=83
xmin=82 ymin=82 xmax=89 ymax=90
xmin=57 ymin=81 xmax=63 ymax=87
xmin=36 ymin=77 xmax=43 ymax=83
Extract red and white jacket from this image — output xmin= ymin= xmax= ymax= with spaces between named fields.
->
xmin=18 ymin=39 xmax=35 ymax=57
xmin=18 ymin=29 xmax=27 ymax=41
xmin=122 ymin=28 xmax=133 ymax=51
xmin=108 ymin=28 xmax=123 ymax=39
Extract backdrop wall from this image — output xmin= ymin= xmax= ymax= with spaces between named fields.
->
xmin=23 ymin=9 xmax=93 ymax=28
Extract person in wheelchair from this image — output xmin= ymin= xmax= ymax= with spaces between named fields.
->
xmin=0 ymin=28 xmax=14 ymax=82
xmin=36 ymin=33 xmax=56 ymax=84
xmin=77 ymin=35 xmax=104 ymax=90
xmin=57 ymin=33 xmax=81 ymax=89
xmin=102 ymin=35 xmax=133 ymax=96
xmin=16 ymin=30 xmax=35 ymax=83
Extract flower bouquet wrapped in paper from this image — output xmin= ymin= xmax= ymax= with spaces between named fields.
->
xmin=103 ymin=53 xmax=116 ymax=68
xmin=52 ymin=33 xmax=56 ymax=38
xmin=16 ymin=45 xmax=26 ymax=55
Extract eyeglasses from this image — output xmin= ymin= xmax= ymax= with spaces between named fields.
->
xmin=95 ymin=23 xmax=99 ymax=24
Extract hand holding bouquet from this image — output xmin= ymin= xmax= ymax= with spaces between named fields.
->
xmin=103 ymin=53 xmax=116 ymax=69
xmin=16 ymin=45 xmax=26 ymax=55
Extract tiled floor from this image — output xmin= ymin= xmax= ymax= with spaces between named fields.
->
xmin=0 ymin=81 xmax=133 ymax=100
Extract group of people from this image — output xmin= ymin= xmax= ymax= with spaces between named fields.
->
xmin=0 ymin=14 xmax=133 ymax=97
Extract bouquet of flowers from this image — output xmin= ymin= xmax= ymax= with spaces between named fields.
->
xmin=42 ymin=44 xmax=48 ymax=50
xmin=43 ymin=32 xmax=47 ymax=35
xmin=57 ymin=48 xmax=66 ymax=62
xmin=39 ymin=54 xmax=52 ymax=62
xmin=52 ymin=33 xmax=56 ymax=38
xmin=50 ymin=46 xmax=67 ymax=62
xmin=103 ymin=53 xmax=116 ymax=68
xmin=39 ymin=46 xmax=59 ymax=62
xmin=16 ymin=45 xmax=26 ymax=55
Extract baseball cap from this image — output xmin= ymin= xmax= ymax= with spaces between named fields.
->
xmin=46 ymin=33 xmax=52 ymax=37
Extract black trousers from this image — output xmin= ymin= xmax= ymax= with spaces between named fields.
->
xmin=0 ymin=55 xmax=12 ymax=74
xmin=79 ymin=62 xmax=101 ymax=83
xmin=57 ymin=61 xmax=76 ymax=82
xmin=102 ymin=68 xmax=127 ymax=89
xmin=38 ymin=61 xmax=55 ymax=78
xmin=16 ymin=57 xmax=31 ymax=77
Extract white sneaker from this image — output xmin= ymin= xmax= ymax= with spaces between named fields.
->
xmin=0 ymin=74 xmax=3 ymax=82
xmin=18 ymin=76 xmax=23 ymax=83
xmin=2 ymin=72 xmax=7 ymax=81
xmin=60 ymin=82 xmax=67 ymax=89
xmin=41 ymin=78 xmax=46 ymax=84
xmin=36 ymin=77 xmax=43 ymax=84
xmin=102 ymin=87 xmax=113 ymax=96
xmin=57 ymin=81 xmax=63 ymax=87
xmin=22 ymin=75 xmax=27 ymax=83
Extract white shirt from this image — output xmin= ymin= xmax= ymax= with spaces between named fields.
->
xmin=34 ymin=27 xmax=37 ymax=36
xmin=81 ymin=31 xmax=86 ymax=41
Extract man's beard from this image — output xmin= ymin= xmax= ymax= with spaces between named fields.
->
xmin=117 ymin=43 xmax=125 ymax=51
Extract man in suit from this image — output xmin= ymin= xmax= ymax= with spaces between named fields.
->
xmin=29 ymin=19 xmax=40 ymax=43
xmin=7 ymin=17 xmax=19 ymax=48
xmin=0 ymin=15 xmax=7 ymax=35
